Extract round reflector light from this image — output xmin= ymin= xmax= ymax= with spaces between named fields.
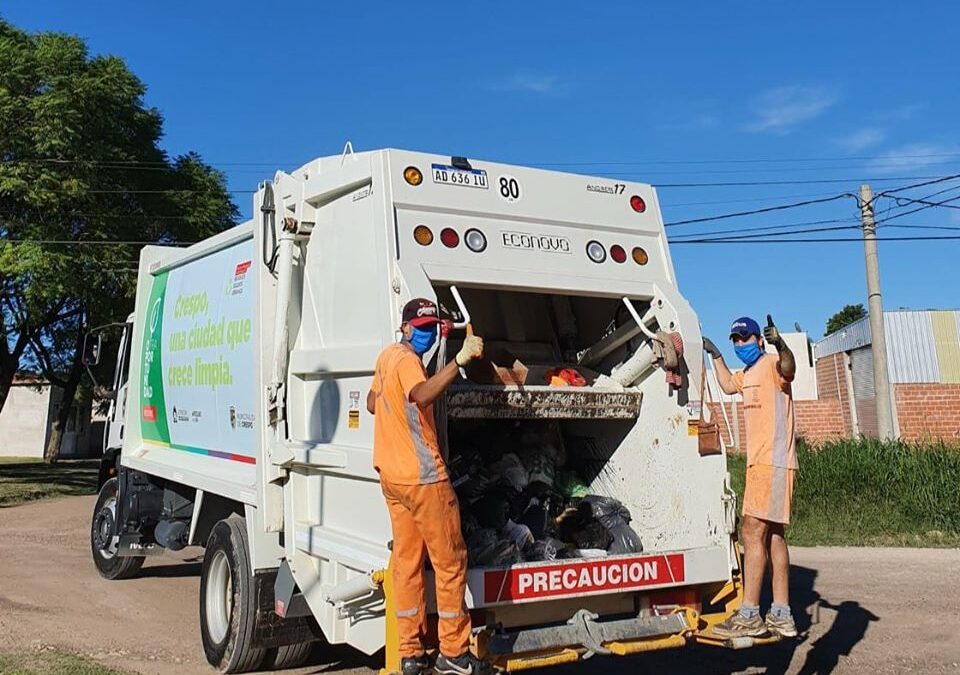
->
xmin=440 ymin=228 xmax=460 ymax=248
xmin=610 ymin=244 xmax=627 ymax=263
xmin=630 ymin=195 xmax=646 ymax=213
xmin=632 ymin=246 xmax=648 ymax=265
xmin=414 ymin=225 xmax=433 ymax=246
xmin=404 ymin=166 xmax=423 ymax=186
xmin=464 ymin=228 xmax=487 ymax=252
xmin=586 ymin=240 xmax=606 ymax=263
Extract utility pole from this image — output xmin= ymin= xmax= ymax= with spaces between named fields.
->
xmin=859 ymin=184 xmax=896 ymax=440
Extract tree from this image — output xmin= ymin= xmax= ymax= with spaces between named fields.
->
xmin=0 ymin=19 xmax=238 ymax=461
xmin=825 ymin=303 xmax=867 ymax=336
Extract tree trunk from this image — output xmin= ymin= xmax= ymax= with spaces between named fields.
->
xmin=0 ymin=368 xmax=14 ymax=416
xmin=42 ymin=328 xmax=86 ymax=464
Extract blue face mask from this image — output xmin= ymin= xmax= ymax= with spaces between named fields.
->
xmin=407 ymin=326 xmax=437 ymax=355
xmin=734 ymin=342 xmax=763 ymax=367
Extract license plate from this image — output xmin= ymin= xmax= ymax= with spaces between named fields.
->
xmin=431 ymin=163 xmax=488 ymax=189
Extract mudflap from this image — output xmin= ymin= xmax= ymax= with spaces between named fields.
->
xmin=252 ymin=569 xmax=323 ymax=649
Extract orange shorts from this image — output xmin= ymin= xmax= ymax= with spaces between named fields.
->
xmin=743 ymin=464 xmax=795 ymax=525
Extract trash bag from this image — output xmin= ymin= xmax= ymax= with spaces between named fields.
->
xmin=474 ymin=491 xmax=512 ymax=531
xmin=502 ymin=519 xmax=534 ymax=550
xmin=581 ymin=495 xmax=643 ymax=555
xmin=555 ymin=470 xmax=590 ymax=499
xmin=526 ymin=537 xmax=567 ymax=562
xmin=556 ymin=501 xmax=613 ymax=550
xmin=467 ymin=529 xmax=522 ymax=567
xmin=491 ymin=453 xmax=529 ymax=492
xmin=519 ymin=448 xmax=556 ymax=488
xmin=518 ymin=496 xmax=549 ymax=540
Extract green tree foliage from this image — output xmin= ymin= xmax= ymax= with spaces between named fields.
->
xmin=825 ymin=303 xmax=867 ymax=336
xmin=0 ymin=19 xmax=238 ymax=460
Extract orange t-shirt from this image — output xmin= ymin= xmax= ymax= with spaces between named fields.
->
xmin=370 ymin=344 xmax=448 ymax=485
xmin=732 ymin=353 xmax=798 ymax=469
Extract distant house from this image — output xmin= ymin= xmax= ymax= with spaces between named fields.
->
xmin=0 ymin=374 xmax=104 ymax=458
xmin=814 ymin=309 xmax=960 ymax=442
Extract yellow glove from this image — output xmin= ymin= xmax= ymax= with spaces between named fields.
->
xmin=456 ymin=324 xmax=484 ymax=366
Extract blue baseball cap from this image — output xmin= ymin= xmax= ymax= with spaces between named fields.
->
xmin=729 ymin=316 xmax=761 ymax=340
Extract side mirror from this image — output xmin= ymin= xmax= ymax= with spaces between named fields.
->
xmin=83 ymin=333 xmax=103 ymax=367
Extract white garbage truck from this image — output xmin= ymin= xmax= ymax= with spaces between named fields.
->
xmin=86 ymin=146 xmax=762 ymax=674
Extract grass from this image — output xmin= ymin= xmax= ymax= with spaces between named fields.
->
xmin=0 ymin=649 xmax=129 ymax=675
xmin=0 ymin=457 xmax=99 ymax=507
xmin=727 ymin=438 xmax=960 ymax=547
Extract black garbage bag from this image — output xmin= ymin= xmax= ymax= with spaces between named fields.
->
xmin=474 ymin=490 xmax=512 ymax=531
xmin=581 ymin=495 xmax=643 ymax=554
xmin=526 ymin=537 xmax=567 ymax=562
xmin=467 ymin=528 xmax=521 ymax=567
xmin=556 ymin=501 xmax=613 ymax=550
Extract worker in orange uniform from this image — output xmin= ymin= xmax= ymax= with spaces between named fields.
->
xmin=703 ymin=315 xmax=799 ymax=640
xmin=366 ymin=298 xmax=490 ymax=675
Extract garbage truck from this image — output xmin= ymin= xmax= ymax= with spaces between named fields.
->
xmin=86 ymin=146 xmax=766 ymax=674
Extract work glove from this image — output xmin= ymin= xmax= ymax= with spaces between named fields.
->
xmin=763 ymin=314 xmax=783 ymax=349
xmin=456 ymin=324 xmax=484 ymax=366
xmin=702 ymin=337 xmax=722 ymax=360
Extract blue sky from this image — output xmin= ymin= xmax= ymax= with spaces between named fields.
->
xmin=7 ymin=1 xmax=960 ymax=357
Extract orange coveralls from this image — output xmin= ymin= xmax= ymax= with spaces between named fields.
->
xmin=733 ymin=353 xmax=799 ymax=524
xmin=370 ymin=343 xmax=470 ymax=659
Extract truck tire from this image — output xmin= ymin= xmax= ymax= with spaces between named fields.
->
xmin=200 ymin=516 xmax=265 ymax=673
xmin=91 ymin=478 xmax=145 ymax=580
xmin=262 ymin=641 xmax=315 ymax=670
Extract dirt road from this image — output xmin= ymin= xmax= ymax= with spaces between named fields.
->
xmin=1 ymin=496 xmax=958 ymax=675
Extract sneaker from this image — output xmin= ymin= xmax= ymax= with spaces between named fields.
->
xmin=765 ymin=612 xmax=798 ymax=638
xmin=401 ymin=654 xmax=430 ymax=675
xmin=711 ymin=612 xmax=770 ymax=639
xmin=434 ymin=652 xmax=492 ymax=675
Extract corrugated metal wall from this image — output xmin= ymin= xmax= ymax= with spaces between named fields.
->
xmin=850 ymin=347 xmax=878 ymax=437
xmin=885 ymin=311 xmax=941 ymax=383
xmin=815 ymin=310 xmax=960 ymax=384
xmin=814 ymin=316 xmax=871 ymax=359
xmin=932 ymin=311 xmax=960 ymax=383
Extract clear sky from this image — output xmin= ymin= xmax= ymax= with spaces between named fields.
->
xmin=7 ymin=1 xmax=959 ymax=358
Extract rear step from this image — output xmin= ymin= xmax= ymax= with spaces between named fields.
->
xmin=486 ymin=609 xmax=690 ymax=658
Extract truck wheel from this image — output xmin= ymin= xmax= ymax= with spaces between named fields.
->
xmin=262 ymin=642 xmax=315 ymax=670
xmin=90 ymin=478 xmax=145 ymax=580
xmin=200 ymin=516 xmax=265 ymax=673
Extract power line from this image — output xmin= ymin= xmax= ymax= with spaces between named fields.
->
xmin=672 ymin=223 xmax=861 ymax=242
xmin=876 ymin=194 xmax=960 ymax=224
xmin=673 ymin=235 xmax=960 ymax=244
xmin=0 ymin=239 xmax=192 ymax=246
xmin=669 ymin=218 xmax=859 ymax=240
xmin=663 ymin=193 xmax=853 ymax=227
xmin=647 ymin=175 xmax=956 ymax=188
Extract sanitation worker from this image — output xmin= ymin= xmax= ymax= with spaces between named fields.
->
xmin=366 ymin=298 xmax=490 ymax=675
xmin=703 ymin=315 xmax=799 ymax=640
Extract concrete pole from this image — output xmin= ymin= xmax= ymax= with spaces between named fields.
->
xmin=859 ymin=184 xmax=896 ymax=440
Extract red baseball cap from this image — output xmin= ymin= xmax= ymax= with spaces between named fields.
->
xmin=401 ymin=298 xmax=441 ymax=328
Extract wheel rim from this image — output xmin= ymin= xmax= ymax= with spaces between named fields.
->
xmin=93 ymin=496 xmax=119 ymax=559
xmin=205 ymin=550 xmax=233 ymax=644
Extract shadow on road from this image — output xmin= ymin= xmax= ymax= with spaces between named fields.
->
xmin=301 ymin=643 xmax=383 ymax=673
xmin=551 ymin=564 xmax=879 ymax=674
xmin=138 ymin=562 xmax=203 ymax=579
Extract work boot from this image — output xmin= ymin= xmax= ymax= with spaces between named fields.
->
xmin=400 ymin=654 xmax=430 ymax=675
xmin=711 ymin=612 xmax=769 ymax=639
xmin=765 ymin=611 xmax=798 ymax=637
xmin=434 ymin=652 xmax=492 ymax=675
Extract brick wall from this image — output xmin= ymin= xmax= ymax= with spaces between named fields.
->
xmin=815 ymin=352 xmax=856 ymax=436
xmin=894 ymin=383 xmax=960 ymax=442
xmin=707 ymin=398 xmax=846 ymax=450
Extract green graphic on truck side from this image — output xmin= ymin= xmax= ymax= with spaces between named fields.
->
xmin=140 ymin=271 xmax=171 ymax=445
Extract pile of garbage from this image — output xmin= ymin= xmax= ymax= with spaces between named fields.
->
xmin=447 ymin=422 xmax=642 ymax=567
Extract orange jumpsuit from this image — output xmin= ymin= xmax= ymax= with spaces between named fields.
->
xmin=733 ymin=353 xmax=799 ymax=524
xmin=370 ymin=344 xmax=470 ymax=659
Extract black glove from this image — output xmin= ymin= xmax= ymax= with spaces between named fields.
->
xmin=702 ymin=337 xmax=722 ymax=359
xmin=763 ymin=314 xmax=783 ymax=349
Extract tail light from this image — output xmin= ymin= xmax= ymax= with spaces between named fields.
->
xmin=630 ymin=195 xmax=646 ymax=213
xmin=610 ymin=245 xmax=627 ymax=263
xmin=440 ymin=228 xmax=460 ymax=248
xmin=414 ymin=225 xmax=433 ymax=245
xmin=404 ymin=166 xmax=423 ymax=186
xmin=632 ymin=246 xmax=648 ymax=265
